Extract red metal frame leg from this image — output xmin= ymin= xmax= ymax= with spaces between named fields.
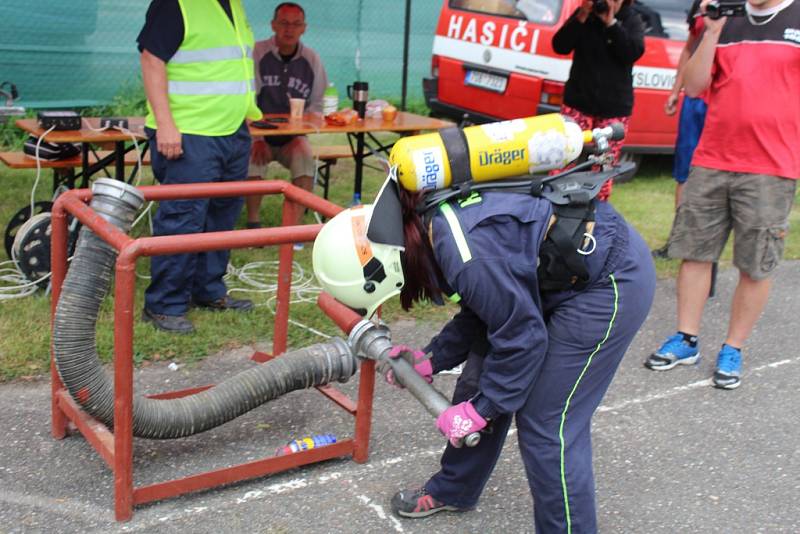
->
xmin=113 ymin=260 xmax=136 ymax=521
xmin=50 ymin=204 xmax=70 ymax=439
xmin=353 ymin=359 xmax=376 ymax=463
xmin=273 ymin=199 xmax=297 ymax=356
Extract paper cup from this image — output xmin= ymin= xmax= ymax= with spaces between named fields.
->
xmin=289 ymin=98 xmax=305 ymax=120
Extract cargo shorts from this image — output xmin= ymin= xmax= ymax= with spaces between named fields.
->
xmin=667 ymin=166 xmax=797 ymax=280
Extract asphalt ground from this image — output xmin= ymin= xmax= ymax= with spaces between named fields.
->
xmin=1 ymin=261 xmax=798 ymax=534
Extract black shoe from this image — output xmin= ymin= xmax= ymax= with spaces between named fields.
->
xmin=246 ymin=221 xmax=262 ymax=229
xmin=192 ymin=295 xmax=254 ymax=312
xmin=142 ymin=308 xmax=194 ymax=334
xmin=390 ymin=487 xmax=465 ymax=518
xmin=651 ymin=244 xmax=670 ymax=259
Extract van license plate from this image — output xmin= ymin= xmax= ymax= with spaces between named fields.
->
xmin=465 ymin=70 xmax=507 ymax=93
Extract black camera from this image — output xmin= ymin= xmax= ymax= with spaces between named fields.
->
xmin=593 ymin=0 xmax=609 ymax=14
xmin=706 ymin=0 xmax=747 ymax=20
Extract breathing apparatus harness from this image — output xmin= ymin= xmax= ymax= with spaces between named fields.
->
xmin=412 ymin=128 xmax=634 ymax=292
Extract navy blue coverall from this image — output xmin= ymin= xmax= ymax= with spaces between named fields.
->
xmin=421 ymin=193 xmax=655 ymax=533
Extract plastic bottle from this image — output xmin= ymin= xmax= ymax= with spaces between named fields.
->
xmin=323 ymin=83 xmax=339 ymax=115
xmin=275 ymin=433 xmax=337 ymax=456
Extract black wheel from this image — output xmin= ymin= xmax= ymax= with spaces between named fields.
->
xmin=4 ymin=202 xmax=53 ymax=258
xmin=614 ymin=153 xmax=643 ymax=183
xmin=11 ymin=212 xmax=80 ymax=289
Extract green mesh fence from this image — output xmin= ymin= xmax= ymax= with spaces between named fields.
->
xmin=1 ymin=0 xmax=441 ymax=109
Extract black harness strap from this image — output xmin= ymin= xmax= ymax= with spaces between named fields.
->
xmin=537 ymin=202 xmax=595 ymax=292
xmin=415 ymin=162 xmax=617 ymax=293
xmin=438 ymin=127 xmax=473 ymax=188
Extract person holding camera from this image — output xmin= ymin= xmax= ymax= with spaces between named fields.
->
xmin=551 ymin=0 xmax=645 ymax=201
xmin=646 ymin=0 xmax=800 ymax=389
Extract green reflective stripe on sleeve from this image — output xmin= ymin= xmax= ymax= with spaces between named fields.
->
xmin=448 ymin=293 xmax=461 ymax=303
xmin=558 ymin=273 xmax=619 ymax=534
xmin=439 ymin=203 xmax=472 ymax=263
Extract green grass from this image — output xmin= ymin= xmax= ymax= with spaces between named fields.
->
xmin=2 ymin=125 xmax=800 ymax=382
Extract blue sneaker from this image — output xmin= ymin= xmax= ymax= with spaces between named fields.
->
xmin=644 ymin=333 xmax=700 ymax=371
xmin=713 ymin=344 xmax=742 ymax=390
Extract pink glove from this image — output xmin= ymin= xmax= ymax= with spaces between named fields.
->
xmin=385 ymin=345 xmax=434 ymax=388
xmin=436 ymin=401 xmax=487 ymax=447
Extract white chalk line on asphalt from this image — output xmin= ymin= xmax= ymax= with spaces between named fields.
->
xmin=115 ymin=451 xmax=442 ymax=533
xmin=14 ymin=356 xmax=799 ymax=532
xmin=357 ymin=494 xmax=404 ymax=533
xmin=597 ymin=357 xmax=797 ymax=413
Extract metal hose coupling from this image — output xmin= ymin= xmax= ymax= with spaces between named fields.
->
xmin=348 ymin=320 xmax=480 ymax=448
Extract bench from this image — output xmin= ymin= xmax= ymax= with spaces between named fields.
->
xmin=311 ymin=145 xmax=353 ymax=199
xmin=0 ymin=150 xmax=151 ymax=191
xmin=0 ymin=145 xmax=348 ymax=197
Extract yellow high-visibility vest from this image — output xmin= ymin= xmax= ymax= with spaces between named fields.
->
xmin=145 ymin=0 xmax=261 ymax=136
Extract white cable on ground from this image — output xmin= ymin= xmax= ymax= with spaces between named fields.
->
xmin=225 ymin=259 xmax=334 ymax=339
xmin=0 ymin=260 xmax=43 ymax=300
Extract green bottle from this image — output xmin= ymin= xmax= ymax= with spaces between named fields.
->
xmin=323 ymin=83 xmax=339 ymax=115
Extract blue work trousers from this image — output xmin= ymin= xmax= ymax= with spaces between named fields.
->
xmin=426 ymin=226 xmax=656 ymax=534
xmin=144 ymin=123 xmax=251 ymax=315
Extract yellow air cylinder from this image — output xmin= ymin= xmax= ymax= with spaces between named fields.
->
xmin=391 ymin=113 xmax=586 ymax=192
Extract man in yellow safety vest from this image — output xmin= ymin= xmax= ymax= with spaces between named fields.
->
xmin=137 ymin=0 xmax=262 ymax=334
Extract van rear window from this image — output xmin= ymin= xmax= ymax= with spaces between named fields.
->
xmin=632 ymin=0 xmax=690 ymax=41
xmin=449 ymin=0 xmax=563 ymax=25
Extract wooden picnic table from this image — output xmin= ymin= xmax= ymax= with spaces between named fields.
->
xmin=15 ymin=117 xmax=148 ymax=184
xmin=250 ymin=111 xmax=453 ymax=203
xmin=13 ymin=112 xmax=454 ymax=201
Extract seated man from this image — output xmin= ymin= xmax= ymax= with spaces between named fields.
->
xmin=247 ymin=2 xmax=328 ymax=240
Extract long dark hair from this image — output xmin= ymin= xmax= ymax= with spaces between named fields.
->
xmin=398 ymin=188 xmax=444 ymax=311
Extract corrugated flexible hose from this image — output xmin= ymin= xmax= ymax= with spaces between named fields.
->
xmin=52 ymin=179 xmax=357 ymax=439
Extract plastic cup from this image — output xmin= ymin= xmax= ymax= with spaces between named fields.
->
xmin=382 ymin=106 xmax=398 ymax=122
xmin=289 ymin=98 xmax=305 ymax=120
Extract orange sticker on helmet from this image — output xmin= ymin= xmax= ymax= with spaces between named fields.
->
xmin=351 ymin=213 xmax=373 ymax=267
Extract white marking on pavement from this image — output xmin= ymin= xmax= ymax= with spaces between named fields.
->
xmin=357 ymin=494 xmax=404 ymax=532
xmin=597 ymin=356 xmax=799 ymax=413
xmin=119 ymin=455 xmax=430 ymax=531
xmin=79 ymin=356 xmax=800 ymax=531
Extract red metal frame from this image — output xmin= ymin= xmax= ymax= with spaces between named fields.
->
xmin=50 ymin=180 xmax=375 ymax=521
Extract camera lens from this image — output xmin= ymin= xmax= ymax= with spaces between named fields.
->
xmin=593 ymin=0 xmax=610 ymax=14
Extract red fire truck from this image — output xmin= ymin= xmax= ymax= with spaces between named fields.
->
xmin=423 ymin=0 xmax=689 ymax=158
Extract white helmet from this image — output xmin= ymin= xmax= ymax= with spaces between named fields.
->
xmin=313 ymin=204 xmax=405 ymax=318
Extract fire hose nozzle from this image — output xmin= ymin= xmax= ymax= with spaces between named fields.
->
xmin=348 ymin=319 xmax=481 ymax=448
